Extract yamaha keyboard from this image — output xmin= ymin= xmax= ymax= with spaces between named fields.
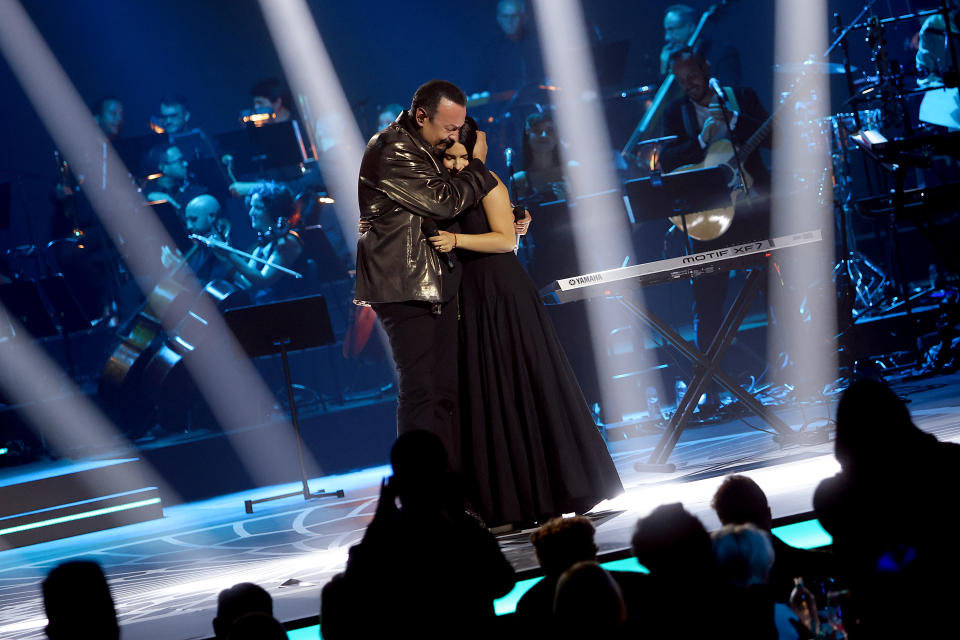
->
xmin=540 ymin=229 xmax=822 ymax=304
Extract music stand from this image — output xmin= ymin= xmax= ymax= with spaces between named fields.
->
xmin=623 ymin=166 xmax=734 ymax=231
xmin=223 ymin=295 xmax=344 ymax=513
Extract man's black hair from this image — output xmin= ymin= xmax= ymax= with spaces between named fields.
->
xmin=410 ymin=79 xmax=467 ymax=119
xmin=667 ymin=46 xmax=708 ymax=70
xmin=250 ymin=77 xmax=293 ymax=110
xmin=159 ymin=94 xmax=190 ymax=111
xmin=92 ymin=96 xmax=122 ymax=117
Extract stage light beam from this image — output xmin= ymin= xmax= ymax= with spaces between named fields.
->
xmin=532 ymin=0 xmax=653 ymax=424
xmin=257 ymin=0 xmax=365 ymax=261
xmin=771 ymin=0 xmax=839 ymax=401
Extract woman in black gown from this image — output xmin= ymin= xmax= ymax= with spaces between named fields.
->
xmin=429 ymin=118 xmax=623 ymax=528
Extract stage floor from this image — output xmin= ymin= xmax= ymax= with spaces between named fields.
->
xmin=2 ymin=373 xmax=960 ymax=639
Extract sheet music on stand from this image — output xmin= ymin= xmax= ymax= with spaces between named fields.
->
xmin=622 ymin=166 xmax=733 ymax=225
xmin=215 ymin=121 xmax=314 ymax=178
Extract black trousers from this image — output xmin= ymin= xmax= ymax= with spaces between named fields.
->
xmin=372 ymin=298 xmax=460 ymax=471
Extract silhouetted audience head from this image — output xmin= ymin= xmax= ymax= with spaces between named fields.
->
xmin=711 ymin=523 xmax=775 ymax=588
xmin=631 ymin=503 xmax=713 ymax=578
xmin=553 ymin=561 xmax=626 ymax=638
xmin=711 ymin=474 xmax=773 ymax=530
xmin=389 ymin=430 xmax=452 ymax=508
xmin=530 ymin=516 xmax=598 ymax=577
xmin=834 ymin=379 xmax=918 ymax=474
xmin=213 ymin=582 xmax=273 ymax=640
xmin=226 ymin=612 xmax=287 ymax=640
xmin=42 ymin=560 xmax=119 ymax=640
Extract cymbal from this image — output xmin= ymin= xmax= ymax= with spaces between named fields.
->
xmin=773 ymin=61 xmax=856 ymax=75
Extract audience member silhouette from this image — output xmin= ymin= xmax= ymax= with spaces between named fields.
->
xmin=711 ymin=523 xmax=782 ymax=640
xmin=42 ymin=560 xmax=119 ymax=640
xmin=516 ymin=516 xmax=649 ymax=632
xmin=226 ymin=612 xmax=288 ymax=640
xmin=629 ymin=503 xmax=721 ymax=638
xmin=813 ymin=379 xmax=960 ymax=638
xmin=631 ymin=502 xmax=714 ymax=579
xmin=321 ymin=430 xmax=515 ymax=639
xmin=212 ymin=582 xmax=273 ymax=640
xmin=712 ymin=474 xmax=838 ymax=603
xmin=553 ymin=561 xmax=627 ymax=640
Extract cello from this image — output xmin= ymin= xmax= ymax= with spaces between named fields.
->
xmin=100 ymin=220 xmax=246 ymax=432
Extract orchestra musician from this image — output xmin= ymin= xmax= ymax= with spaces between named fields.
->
xmin=211 ymin=181 xmax=303 ymax=301
xmin=47 ymin=96 xmax=127 ymax=322
xmin=228 ymin=78 xmax=304 ymax=199
xmin=144 ymin=143 xmax=208 ymax=212
xmin=92 ymin=96 xmax=125 ymax=142
xmin=660 ymin=4 xmax=740 ymax=85
xmin=249 ymin=77 xmax=296 ymax=123
xmin=916 ymin=1 xmax=959 ymax=89
xmin=481 ymin=0 xmax=545 ymax=94
xmin=160 ymin=194 xmax=232 ymax=283
xmin=659 ymin=48 xmax=771 ymax=414
xmin=155 ymin=94 xmax=192 ymax=135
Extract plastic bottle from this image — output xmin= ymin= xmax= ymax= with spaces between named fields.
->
xmin=789 ymin=577 xmax=821 ymax=636
xmin=646 ymin=386 xmax=662 ymax=421
xmin=822 ymin=584 xmax=848 ymax=640
xmin=674 ymin=377 xmax=687 ymax=407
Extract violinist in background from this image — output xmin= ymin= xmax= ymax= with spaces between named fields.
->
xmin=212 ymin=181 xmax=303 ymax=301
xmin=143 ymin=144 xmax=208 ymax=212
xmin=160 ymin=194 xmax=232 ymax=283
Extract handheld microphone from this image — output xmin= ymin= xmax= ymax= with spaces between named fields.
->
xmin=421 ymin=219 xmax=455 ymax=270
xmin=708 ymin=78 xmax=726 ymax=103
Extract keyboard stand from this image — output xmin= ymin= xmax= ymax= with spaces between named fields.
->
xmin=621 ymin=267 xmax=796 ymax=473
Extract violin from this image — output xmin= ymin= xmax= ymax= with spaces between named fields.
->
xmin=257 ymin=216 xmax=293 ymax=246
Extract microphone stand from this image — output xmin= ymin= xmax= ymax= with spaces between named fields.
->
xmin=711 ymin=84 xmax=752 ymax=199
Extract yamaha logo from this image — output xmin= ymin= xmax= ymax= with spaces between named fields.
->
xmin=569 ymin=273 xmax=604 ymax=286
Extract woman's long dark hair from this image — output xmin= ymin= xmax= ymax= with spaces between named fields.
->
xmin=458 ymin=115 xmax=479 ymax=159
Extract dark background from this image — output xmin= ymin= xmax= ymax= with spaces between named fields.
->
xmin=0 ymin=0 xmax=928 ymax=259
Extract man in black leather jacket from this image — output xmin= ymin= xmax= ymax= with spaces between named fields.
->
xmin=355 ymin=80 xmax=497 ymax=467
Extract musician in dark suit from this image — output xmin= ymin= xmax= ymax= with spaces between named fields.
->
xmin=660 ymin=48 xmax=770 ymax=200
xmin=659 ymin=48 xmax=771 ymax=414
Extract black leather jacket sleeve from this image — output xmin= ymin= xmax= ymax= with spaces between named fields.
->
xmin=376 ymin=139 xmax=494 ymax=221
